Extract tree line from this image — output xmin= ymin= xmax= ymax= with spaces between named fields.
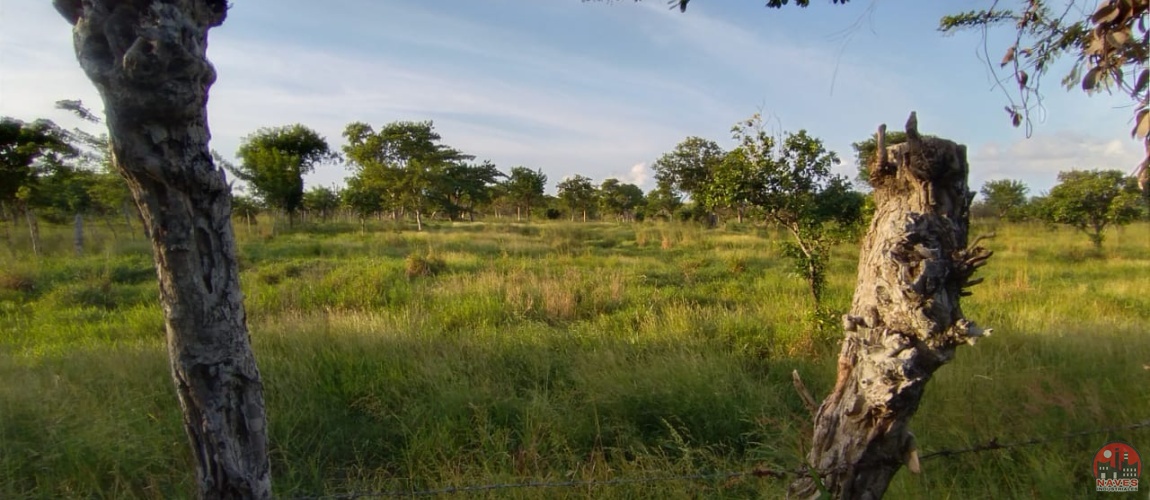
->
xmin=3 ymin=108 xmax=1144 ymax=254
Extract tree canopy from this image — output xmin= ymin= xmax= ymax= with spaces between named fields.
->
xmin=1037 ymin=169 xmax=1142 ymax=247
xmin=229 ymin=124 xmax=336 ymax=220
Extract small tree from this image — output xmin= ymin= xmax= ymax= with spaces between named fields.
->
xmin=1039 ymin=169 xmax=1142 ymax=248
xmin=729 ymin=114 xmax=859 ymax=308
xmin=980 ymin=179 xmax=1030 ymax=221
xmin=599 ymin=178 xmax=645 ymax=222
xmin=643 ymin=181 xmax=682 ymax=221
xmin=302 ymin=186 xmax=340 ymax=221
xmin=652 ymin=136 xmax=724 ymax=201
xmin=504 ymin=166 xmax=547 ymax=221
xmin=229 ymin=124 xmax=336 ymax=226
xmin=439 ymin=161 xmax=504 ymax=221
xmin=557 ymin=174 xmax=596 ymax=221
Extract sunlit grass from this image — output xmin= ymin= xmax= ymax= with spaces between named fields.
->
xmin=0 ymin=217 xmax=1147 ymax=498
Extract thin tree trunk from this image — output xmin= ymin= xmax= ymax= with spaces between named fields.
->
xmin=55 ymin=2 xmax=271 ymax=498
xmin=24 ymin=206 xmax=42 ymax=257
xmin=415 ymin=210 xmax=423 ymax=231
xmin=74 ymin=213 xmax=84 ymax=256
xmin=789 ymin=114 xmax=992 ymax=499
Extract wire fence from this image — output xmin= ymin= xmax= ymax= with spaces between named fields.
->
xmin=290 ymin=419 xmax=1150 ymax=499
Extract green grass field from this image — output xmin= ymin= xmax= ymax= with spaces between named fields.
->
xmin=1 ymin=218 xmax=1148 ymax=498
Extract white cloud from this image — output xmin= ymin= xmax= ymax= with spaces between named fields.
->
xmin=969 ymin=131 xmax=1144 ymax=194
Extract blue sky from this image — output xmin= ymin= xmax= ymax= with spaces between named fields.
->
xmin=1 ymin=0 xmax=1142 ymax=196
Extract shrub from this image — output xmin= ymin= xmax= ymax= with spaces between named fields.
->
xmin=0 ymin=271 xmax=35 ymax=293
xmin=404 ymin=252 xmax=445 ymax=279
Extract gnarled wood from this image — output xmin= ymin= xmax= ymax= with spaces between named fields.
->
xmin=789 ymin=113 xmax=992 ymax=499
xmin=54 ymin=2 xmax=271 ymax=498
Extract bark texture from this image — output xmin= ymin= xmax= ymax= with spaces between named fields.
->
xmin=54 ymin=2 xmax=271 ymax=498
xmin=788 ymin=113 xmax=992 ymax=499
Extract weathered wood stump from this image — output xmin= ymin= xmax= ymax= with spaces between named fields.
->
xmin=788 ymin=113 xmax=992 ymax=499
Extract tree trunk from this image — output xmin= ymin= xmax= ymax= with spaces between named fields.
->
xmin=415 ymin=210 xmax=423 ymax=231
xmin=24 ymin=206 xmax=42 ymax=257
xmin=74 ymin=213 xmax=84 ymax=256
xmin=55 ymin=2 xmax=271 ymax=498
xmin=789 ymin=113 xmax=992 ymax=499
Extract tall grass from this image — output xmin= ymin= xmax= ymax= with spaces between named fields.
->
xmin=1 ymin=218 xmax=1147 ymax=498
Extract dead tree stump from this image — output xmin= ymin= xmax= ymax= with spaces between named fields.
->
xmin=788 ymin=113 xmax=993 ymax=499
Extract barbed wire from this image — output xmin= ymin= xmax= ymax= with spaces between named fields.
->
xmin=290 ymin=419 xmax=1150 ymax=499
xmin=919 ymin=418 xmax=1150 ymax=461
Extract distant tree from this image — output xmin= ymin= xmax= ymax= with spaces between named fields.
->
xmin=651 ymin=136 xmax=724 ymax=202
xmin=979 ymin=179 xmax=1030 ymax=221
xmin=1038 ymin=169 xmax=1142 ymax=248
xmin=341 ymin=176 xmax=385 ymax=231
xmin=440 ymin=160 xmax=504 ymax=221
xmin=55 ymin=100 xmax=139 ymax=234
xmin=302 ymin=186 xmax=340 ymax=221
xmin=0 ymin=117 xmax=76 ymax=254
xmin=598 ymin=178 xmax=645 ymax=221
xmin=229 ymin=124 xmax=336 ymax=225
xmin=851 ymin=130 xmax=907 ymax=187
xmin=343 ymin=121 xmax=470 ymax=231
xmin=0 ymin=118 xmax=75 ymax=215
xmin=642 ymin=181 xmax=682 ymax=220
xmin=557 ymin=174 xmax=597 ymax=221
xmin=504 ymin=166 xmax=547 ymax=221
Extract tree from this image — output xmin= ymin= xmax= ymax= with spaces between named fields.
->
xmin=979 ymin=179 xmax=1030 ymax=221
xmin=556 ymin=174 xmax=597 ymax=221
xmin=727 ymin=114 xmax=857 ymax=306
xmin=1038 ymin=169 xmax=1142 ymax=248
xmin=504 ymin=166 xmax=547 ymax=221
xmin=651 ymin=136 xmax=724 ymax=202
xmin=439 ymin=160 xmax=504 ymax=221
xmin=343 ymin=121 xmax=469 ymax=231
xmin=790 ymin=115 xmax=992 ymax=499
xmin=598 ymin=178 xmax=645 ymax=221
xmin=302 ymin=186 xmax=340 ymax=221
xmin=229 ymin=124 xmax=336 ymax=225
xmin=54 ymin=2 xmax=271 ymax=497
xmin=643 ymin=180 xmax=682 ymax=220
xmin=939 ymin=1 xmax=1149 ymax=191
xmin=0 ymin=117 xmax=77 ymax=255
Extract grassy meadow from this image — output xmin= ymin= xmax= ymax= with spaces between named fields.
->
xmin=1 ymin=216 xmax=1148 ymax=498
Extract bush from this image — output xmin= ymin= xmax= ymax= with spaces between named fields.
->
xmin=404 ymin=252 xmax=446 ymax=279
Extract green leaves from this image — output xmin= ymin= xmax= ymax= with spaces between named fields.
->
xmin=1039 ymin=169 xmax=1143 ymax=247
xmin=232 ymin=124 xmax=335 ymax=217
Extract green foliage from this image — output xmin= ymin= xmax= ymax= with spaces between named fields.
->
xmin=1037 ymin=169 xmax=1142 ymax=247
xmin=302 ymin=186 xmax=340 ymax=220
xmin=342 ymin=121 xmax=472 ymax=230
xmin=229 ymin=124 xmax=336 ymax=219
xmin=598 ymin=178 xmax=645 ymax=221
xmin=651 ymin=136 xmax=724 ymax=203
xmin=0 ymin=117 xmax=76 ymax=212
xmin=979 ymin=179 xmax=1030 ymax=221
xmin=438 ymin=160 xmax=504 ymax=221
xmin=504 ymin=166 xmax=548 ymax=220
xmin=726 ymin=114 xmax=858 ymax=307
xmin=850 ymin=130 xmax=906 ymax=186
xmin=556 ymin=174 xmax=596 ymax=221
xmin=642 ymin=181 xmax=682 ymax=220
